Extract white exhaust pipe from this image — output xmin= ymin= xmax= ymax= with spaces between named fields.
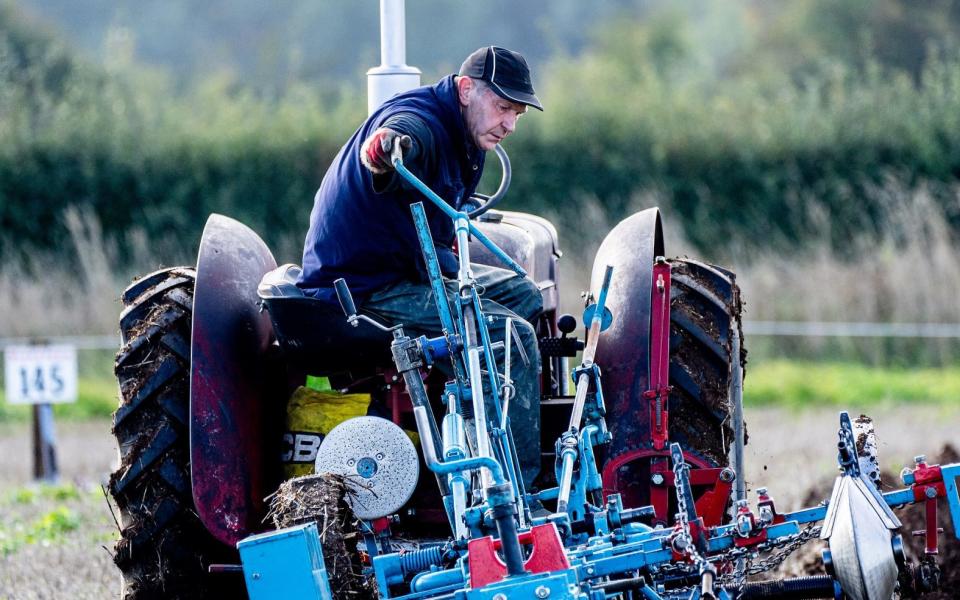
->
xmin=367 ymin=0 xmax=421 ymax=115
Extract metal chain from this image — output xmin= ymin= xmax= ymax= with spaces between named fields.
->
xmin=656 ymin=457 xmax=823 ymax=598
xmin=653 ymin=524 xmax=824 ymax=598
xmin=742 ymin=524 xmax=822 ymax=577
xmin=670 ymin=457 xmax=709 ymax=571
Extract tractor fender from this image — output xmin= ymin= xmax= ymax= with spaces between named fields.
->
xmin=191 ymin=214 xmax=277 ymax=546
xmin=590 ymin=207 xmax=663 ymax=466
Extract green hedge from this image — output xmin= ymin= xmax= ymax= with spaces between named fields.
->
xmin=5 ymin=7 xmax=960 ymax=261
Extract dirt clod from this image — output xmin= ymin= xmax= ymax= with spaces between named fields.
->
xmin=266 ymin=473 xmax=377 ymax=598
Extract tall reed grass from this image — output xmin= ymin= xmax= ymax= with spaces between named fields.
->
xmin=555 ymin=177 xmax=960 ymax=365
xmin=0 ymin=205 xmax=190 ymax=337
xmin=2 ymin=175 xmax=959 ymax=367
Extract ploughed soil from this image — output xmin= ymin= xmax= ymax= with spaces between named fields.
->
xmin=0 ymin=407 xmax=957 ymax=598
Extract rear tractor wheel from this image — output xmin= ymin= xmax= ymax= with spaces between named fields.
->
xmin=109 ymin=267 xmax=234 ymax=599
xmin=667 ymin=257 xmax=746 ymax=468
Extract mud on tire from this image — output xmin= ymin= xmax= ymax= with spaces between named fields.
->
xmin=109 ymin=267 xmax=235 ymax=599
xmin=668 ymin=258 xmax=746 ymax=467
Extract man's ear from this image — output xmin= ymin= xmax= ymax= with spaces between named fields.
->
xmin=456 ymin=76 xmax=474 ymax=107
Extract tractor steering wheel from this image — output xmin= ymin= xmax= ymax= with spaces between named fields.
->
xmin=463 ymin=144 xmax=512 ymax=219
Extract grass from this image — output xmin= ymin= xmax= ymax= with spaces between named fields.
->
xmin=0 ymin=484 xmax=88 ymax=557
xmin=744 ymin=360 xmax=960 ymax=408
xmin=0 ymin=377 xmax=117 ymax=422
xmin=2 ymin=352 xmax=959 ymax=423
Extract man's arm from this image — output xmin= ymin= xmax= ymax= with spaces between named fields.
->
xmin=359 ymin=112 xmax=435 ymax=193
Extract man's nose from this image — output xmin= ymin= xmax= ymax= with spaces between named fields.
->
xmin=502 ymin=113 xmax=517 ymax=134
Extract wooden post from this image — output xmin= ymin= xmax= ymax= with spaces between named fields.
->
xmin=32 ymin=402 xmax=59 ymax=482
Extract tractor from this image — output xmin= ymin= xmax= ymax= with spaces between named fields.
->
xmin=106 ymin=3 xmax=959 ymax=599
xmin=108 ymin=150 xmax=742 ymax=599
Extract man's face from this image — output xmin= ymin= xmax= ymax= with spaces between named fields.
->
xmin=459 ymin=78 xmax=528 ymax=151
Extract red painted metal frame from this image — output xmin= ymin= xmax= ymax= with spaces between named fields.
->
xmin=693 ymin=472 xmax=734 ymax=527
xmin=191 ymin=214 xmax=277 ymax=546
xmin=600 ymin=255 xmax=731 ymax=527
xmin=911 ymin=463 xmax=947 ymax=501
xmin=911 ymin=460 xmax=947 ymax=554
xmin=467 ymin=523 xmax=569 ymax=588
xmin=602 ymin=448 xmax=730 ymax=526
xmin=644 ymin=260 xmax=672 ymax=451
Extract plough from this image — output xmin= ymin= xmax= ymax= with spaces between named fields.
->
xmin=232 ymin=144 xmax=960 ymax=600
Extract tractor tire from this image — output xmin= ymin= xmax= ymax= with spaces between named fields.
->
xmin=667 ymin=258 xmax=746 ymax=468
xmin=109 ymin=267 xmax=238 ymax=600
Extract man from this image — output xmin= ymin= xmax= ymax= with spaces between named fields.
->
xmin=297 ymin=47 xmax=545 ymax=484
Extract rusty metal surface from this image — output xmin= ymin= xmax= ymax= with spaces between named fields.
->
xmin=472 ymin=210 xmax=561 ymax=318
xmin=592 ymin=208 xmax=664 ymax=471
xmin=191 ymin=213 xmax=277 ymax=546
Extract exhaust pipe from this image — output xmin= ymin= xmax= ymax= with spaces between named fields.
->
xmin=367 ymin=0 xmax=421 ymax=115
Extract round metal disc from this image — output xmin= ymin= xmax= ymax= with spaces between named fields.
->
xmin=314 ymin=416 xmax=419 ymax=520
xmin=582 ymin=304 xmax=614 ymax=332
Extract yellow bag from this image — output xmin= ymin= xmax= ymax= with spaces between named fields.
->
xmin=281 ymin=386 xmax=372 ymax=478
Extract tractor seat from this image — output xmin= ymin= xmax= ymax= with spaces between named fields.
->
xmin=257 ymin=264 xmax=392 ymax=372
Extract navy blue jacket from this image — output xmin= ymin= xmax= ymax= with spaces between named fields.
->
xmin=298 ymin=75 xmax=486 ymax=305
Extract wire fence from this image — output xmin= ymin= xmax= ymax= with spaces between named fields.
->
xmin=0 ymin=321 xmax=960 ymax=350
xmin=0 ymin=335 xmax=120 ymax=351
xmin=2 ymin=322 xmax=960 ymax=351
xmin=743 ymin=321 xmax=960 ymax=338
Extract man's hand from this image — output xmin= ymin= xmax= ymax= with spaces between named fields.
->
xmin=360 ymin=128 xmax=412 ymax=175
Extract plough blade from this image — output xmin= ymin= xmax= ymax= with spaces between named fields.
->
xmin=822 ymin=475 xmax=900 ymax=600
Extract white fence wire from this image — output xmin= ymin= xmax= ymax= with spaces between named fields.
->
xmin=0 ymin=335 xmax=121 ymax=350
xmin=743 ymin=321 xmax=960 ymax=338
xmin=1 ymin=322 xmax=960 ymax=351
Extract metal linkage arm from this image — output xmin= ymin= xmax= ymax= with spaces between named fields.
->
xmin=413 ymin=406 xmax=505 ymax=485
xmin=556 ymin=265 xmax=614 ymax=514
xmin=410 ymin=202 xmax=460 ymax=340
xmin=568 ymin=264 xmax=614 ymax=431
xmin=392 ymin=154 xmax=527 ymax=277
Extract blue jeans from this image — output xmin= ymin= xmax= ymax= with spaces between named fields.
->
xmin=362 ymin=263 xmax=544 ymax=485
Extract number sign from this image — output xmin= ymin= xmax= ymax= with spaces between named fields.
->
xmin=4 ymin=345 xmax=78 ymax=404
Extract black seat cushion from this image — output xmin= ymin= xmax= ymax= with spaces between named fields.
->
xmin=259 ymin=265 xmax=392 ymax=372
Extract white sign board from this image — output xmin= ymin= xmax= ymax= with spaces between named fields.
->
xmin=4 ymin=345 xmax=78 ymax=404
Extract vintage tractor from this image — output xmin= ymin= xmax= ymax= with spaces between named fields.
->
xmin=108 ymin=152 xmax=743 ymax=598
xmin=108 ymin=138 xmax=960 ymax=600
xmin=107 ymin=3 xmax=959 ymax=599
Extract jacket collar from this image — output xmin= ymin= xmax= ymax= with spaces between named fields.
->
xmin=433 ymin=75 xmax=481 ymax=164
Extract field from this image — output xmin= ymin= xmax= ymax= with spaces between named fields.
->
xmin=0 ymin=406 xmax=957 ymax=599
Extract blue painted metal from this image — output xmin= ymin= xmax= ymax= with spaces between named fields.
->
xmin=459 ymin=572 xmax=580 ymax=599
xmin=582 ymin=265 xmax=615 ymax=332
xmin=411 ymin=567 xmax=464 ymax=592
xmin=553 ymin=425 xmax=607 ymax=525
xmin=417 ymin=334 xmax=459 ymax=364
xmin=581 ymin=304 xmax=613 ymax=332
xmin=942 ymin=464 xmax=960 ymax=536
xmin=411 ymin=202 xmax=461 ymax=342
xmin=426 ymin=448 xmax=505 ymax=485
xmin=557 ymin=266 xmax=616 ymax=515
xmin=356 ymin=448 xmax=960 ymax=599
xmin=469 ymin=289 xmax=503 ymax=419
xmin=238 ymin=523 xmax=332 ymax=600
xmin=394 ymin=158 xmax=527 ymax=277
xmin=363 ymin=429 xmax=960 ymax=599
xmin=413 ymin=406 xmax=506 ymax=485
xmin=235 ymin=153 xmax=960 ymax=600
